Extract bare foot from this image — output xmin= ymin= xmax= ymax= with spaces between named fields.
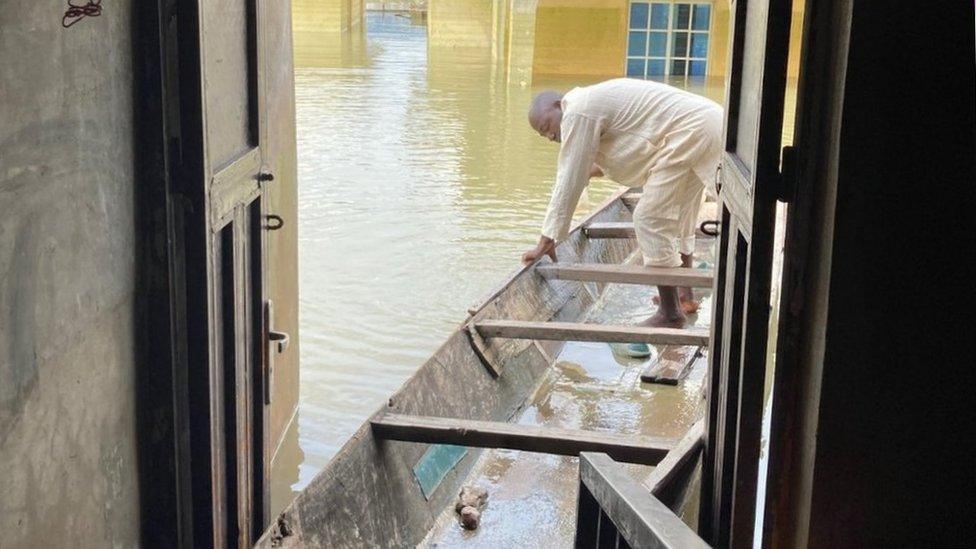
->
xmin=639 ymin=309 xmax=687 ymax=329
xmin=652 ymin=291 xmax=699 ymax=315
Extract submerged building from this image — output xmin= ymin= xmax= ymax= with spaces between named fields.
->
xmin=294 ymin=0 xmax=804 ymax=90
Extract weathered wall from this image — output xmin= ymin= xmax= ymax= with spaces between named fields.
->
xmin=427 ymin=0 xmax=494 ymax=49
xmin=707 ymin=1 xmax=731 ymax=77
xmin=293 ymin=0 xmax=365 ymax=34
xmin=0 ymin=3 xmax=140 ymax=547
xmin=526 ymin=0 xmax=799 ymax=81
xmin=293 ymin=0 xmax=367 ymax=66
xmin=533 ymin=0 xmax=628 ymax=77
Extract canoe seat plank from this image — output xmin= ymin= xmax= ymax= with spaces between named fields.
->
xmin=640 ymin=345 xmax=703 ymax=385
xmin=371 ymin=414 xmax=674 ymax=465
xmin=644 ymin=419 xmax=705 ymax=506
xmin=474 ymin=320 xmax=709 ymax=346
xmin=585 ymin=219 xmax=717 ymax=239
xmin=584 ymin=222 xmax=635 ymax=239
xmin=537 ymin=263 xmax=713 ymax=287
xmin=579 ymin=452 xmax=709 ymax=548
xmin=621 ymin=192 xmax=718 ymax=219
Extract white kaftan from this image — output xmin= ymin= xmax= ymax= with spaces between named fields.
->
xmin=540 ymin=78 xmax=723 ymax=267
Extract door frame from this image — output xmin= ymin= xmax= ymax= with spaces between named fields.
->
xmin=698 ymin=0 xmax=794 ymax=546
xmin=133 ymin=0 xmax=272 ymax=545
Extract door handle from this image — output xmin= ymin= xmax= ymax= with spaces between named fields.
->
xmin=269 ymin=330 xmax=290 ymax=354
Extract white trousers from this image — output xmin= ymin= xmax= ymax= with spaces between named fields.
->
xmin=633 ymin=167 xmax=706 ymax=268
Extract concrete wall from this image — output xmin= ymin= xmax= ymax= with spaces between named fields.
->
xmin=525 ymin=0 xmax=802 ymax=81
xmin=293 ymin=0 xmax=365 ymax=34
xmin=707 ymin=1 xmax=731 ymax=77
xmin=427 ymin=0 xmax=495 ymax=49
xmin=293 ymin=0 xmax=367 ymax=66
xmin=533 ymin=0 xmax=628 ymax=77
xmin=0 ymin=3 xmax=140 ymax=547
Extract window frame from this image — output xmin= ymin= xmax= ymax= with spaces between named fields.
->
xmin=625 ymin=1 xmax=714 ymax=79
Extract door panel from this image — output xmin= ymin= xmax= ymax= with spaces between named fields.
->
xmin=733 ymin=0 xmax=770 ymax=173
xmin=196 ymin=0 xmax=270 ymax=545
xmin=700 ymin=0 xmax=793 ymax=546
xmin=201 ymin=0 xmax=256 ymax=166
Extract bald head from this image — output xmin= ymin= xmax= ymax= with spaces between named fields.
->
xmin=528 ymin=91 xmax=564 ymax=142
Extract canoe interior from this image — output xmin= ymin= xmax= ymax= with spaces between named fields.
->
xmin=257 ymin=189 xmax=691 ymax=548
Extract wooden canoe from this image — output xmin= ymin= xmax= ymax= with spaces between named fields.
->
xmin=257 ymin=188 xmax=713 ymax=547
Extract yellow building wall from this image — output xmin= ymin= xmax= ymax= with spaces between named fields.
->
xmin=707 ymin=1 xmax=730 ymax=77
xmin=293 ymin=0 xmax=364 ymax=34
xmin=524 ymin=0 xmax=803 ymax=81
xmin=293 ymin=0 xmax=366 ymax=67
xmin=786 ymin=0 xmax=805 ymax=79
xmin=427 ymin=0 xmax=495 ymax=49
xmin=532 ymin=0 xmax=628 ymax=78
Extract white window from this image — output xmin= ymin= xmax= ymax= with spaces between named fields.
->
xmin=626 ymin=1 xmax=712 ymax=79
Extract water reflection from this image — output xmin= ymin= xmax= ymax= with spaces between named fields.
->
xmin=280 ymin=11 xmax=735 ymax=510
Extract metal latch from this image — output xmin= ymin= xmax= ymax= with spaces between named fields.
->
xmin=269 ymin=330 xmax=290 ymax=353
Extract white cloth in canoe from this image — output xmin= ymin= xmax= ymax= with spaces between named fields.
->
xmin=540 ymin=78 xmax=723 ymax=268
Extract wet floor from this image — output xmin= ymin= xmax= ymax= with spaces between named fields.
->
xmin=422 ymin=242 xmax=713 ymax=547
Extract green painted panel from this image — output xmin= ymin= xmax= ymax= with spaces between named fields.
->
xmin=413 ymin=444 xmax=468 ymax=500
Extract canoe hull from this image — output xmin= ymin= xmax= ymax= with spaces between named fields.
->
xmin=258 ymin=191 xmax=637 ymax=548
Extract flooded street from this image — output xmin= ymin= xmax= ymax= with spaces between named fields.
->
xmin=275 ymin=11 xmax=735 ymax=513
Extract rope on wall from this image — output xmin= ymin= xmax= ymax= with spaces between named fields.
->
xmin=62 ymin=0 xmax=102 ymax=28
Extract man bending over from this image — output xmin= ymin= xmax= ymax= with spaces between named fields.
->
xmin=522 ymin=78 xmax=722 ymax=328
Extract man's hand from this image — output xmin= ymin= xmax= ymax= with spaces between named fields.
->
xmin=521 ymin=236 xmax=557 ymax=265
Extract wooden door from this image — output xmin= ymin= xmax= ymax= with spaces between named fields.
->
xmin=181 ymin=0 xmax=272 ymax=545
xmin=699 ymin=0 xmax=794 ymax=546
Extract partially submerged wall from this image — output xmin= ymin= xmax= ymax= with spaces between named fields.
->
xmin=0 ymin=3 xmax=140 ymax=547
xmin=292 ymin=0 xmax=366 ymax=67
xmin=427 ymin=0 xmax=495 ymax=49
xmin=533 ymin=0 xmax=628 ymax=78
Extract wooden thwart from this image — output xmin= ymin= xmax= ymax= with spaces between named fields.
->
xmin=578 ymin=452 xmax=709 ymax=548
xmin=584 ymin=221 xmax=635 ymax=239
xmin=641 ymin=345 xmax=704 ymax=385
xmin=645 ymin=420 xmax=705 ymax=507
xmin=586 ymin=219 xmax=717 ymax=239
xmin=371 ymin=414 xmax=674 ymax=465
xmin=621 ymin=191 xmax=643 ymax=208
xmin=536 ymin=263 xmax=713 ymax=287
xmin=621 ymin=192 xmax=719 ymax=218
xmin=474 ymin=320 xmax=709 ymax=346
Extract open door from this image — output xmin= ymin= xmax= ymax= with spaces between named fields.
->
xmin=699 ymin=0 xmax=793 ymax=546
xmin=177 ymin=0 xmax=274 ymax=545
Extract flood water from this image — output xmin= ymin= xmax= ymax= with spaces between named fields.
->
xmin=274 ymin=11 xmax=736 ymax=513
